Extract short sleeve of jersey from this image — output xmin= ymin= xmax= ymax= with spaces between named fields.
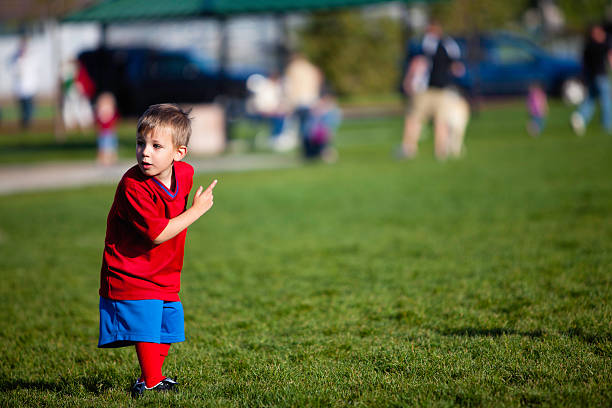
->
xmin=122 ymin=179 xmax=169 ymax=242
xmin=178 ymin=161 xmax=194 ymax=192
xmin=176 ymin=161 xmax=194 ymax=206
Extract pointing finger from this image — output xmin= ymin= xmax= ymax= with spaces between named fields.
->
xmin=205 ymin=179 xmax=218 ymax=194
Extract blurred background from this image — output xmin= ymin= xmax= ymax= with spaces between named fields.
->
xmin=0 ymin=0 xmax=611 ymax=168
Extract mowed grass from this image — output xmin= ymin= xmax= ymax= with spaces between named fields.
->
xmin=0 ymin=120 xmax=138 ymax=164
xmin=1 ymin=102 xmax=611 ymax=407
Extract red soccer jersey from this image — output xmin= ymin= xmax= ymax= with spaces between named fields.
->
xmin=99 ymin=161 xmax=194 ymax=301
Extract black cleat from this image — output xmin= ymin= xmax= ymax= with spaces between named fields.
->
xmin=156 ymin=377 xmax=178 ymax=391
xmin=131 ymin=377 xmax=178 ymax=398
xmin=131 ymin=380 xmax=146 ymax=398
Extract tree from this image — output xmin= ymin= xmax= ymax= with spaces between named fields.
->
xmin=299 ymin=10 xmax=403 ymax=97
xmin=429 ymin=0 xmax=530 ymax=34
xmin=556 ymin=0 xmax=611 ymax=32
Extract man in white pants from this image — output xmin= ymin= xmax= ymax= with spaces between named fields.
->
xmin=402 ymin=21 xmax=469 ymax=160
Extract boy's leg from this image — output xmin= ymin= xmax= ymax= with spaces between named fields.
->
xmin=135 ymin=342 xmax=165 ymax=388
xmin=160 ymin=343 xmax=171 ymax=369
xmin=135 ymin=343 xmax=171 ymax=384
xmin=158 ymin=301 xmax=184 ymax=379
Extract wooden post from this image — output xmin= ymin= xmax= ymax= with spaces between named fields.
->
xmin=50 ymin=18 xmax=66 ymax=142
xmin=217 ymin=16 xmax=231 ymax=144
xmin=217 ymin=16 xmax=228 ymax=96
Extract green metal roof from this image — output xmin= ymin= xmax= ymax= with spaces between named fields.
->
xmin=64 ymin=0 xmax=421 ymax=22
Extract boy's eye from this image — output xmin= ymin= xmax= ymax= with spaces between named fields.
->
xmin=136 ymin=140 xmax=145 ymax=146
xmin=154 ymin=144 xmax=162 ymax=149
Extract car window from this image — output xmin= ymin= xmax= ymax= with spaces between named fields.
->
xmin=491 ymin=43 xmax=535 ymax=64
xmin=149 ymin=55 xmax=191 ymax=79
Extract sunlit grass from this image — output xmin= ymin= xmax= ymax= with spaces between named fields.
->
xmin=1 ymin=101 xmax=611 ymax=406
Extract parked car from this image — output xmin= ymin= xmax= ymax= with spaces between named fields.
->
xmin=78 ymin=46 xmax=265 ymax=116
xmin=404 ymin=32 xmax=583 ymax=100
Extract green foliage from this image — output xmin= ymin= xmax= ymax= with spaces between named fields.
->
xmin=1 ymin=101 xmax=612 ymax=406
xmin=557 ymin=0 xmax=611 ymax=31
xmin=430 ymin=0 xmax=530 ymax=33
xmin=431 ymin=0 xmax=611 ymax=34
xmin=299 ymin=10 xmax=403 ymax=97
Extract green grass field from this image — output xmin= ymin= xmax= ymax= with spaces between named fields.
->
xmin=1 ymin=102 xmax=611 ymax=407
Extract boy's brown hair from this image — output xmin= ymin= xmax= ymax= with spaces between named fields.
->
xmin=137 ymin=103 xmax=192 ymax=147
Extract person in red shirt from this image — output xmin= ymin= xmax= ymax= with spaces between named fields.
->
xmin=94 ymin=92 xmax=120 ymax=166
xmin=98 ymin=103 xmax=217 ymax=397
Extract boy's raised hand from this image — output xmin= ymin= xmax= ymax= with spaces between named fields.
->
xmin=192 ymin=179 xmax=217 ymax=215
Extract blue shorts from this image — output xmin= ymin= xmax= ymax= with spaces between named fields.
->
xmin=98 ymin=297 xmax=185 ymax=348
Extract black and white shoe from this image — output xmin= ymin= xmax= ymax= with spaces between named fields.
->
xmin=131 ymin=377 xmax=178 ymax=398
xmin=157 ymin=377 xmax=178 ymax=389
xmin=131 ymin=380 xmax=146 ymax=398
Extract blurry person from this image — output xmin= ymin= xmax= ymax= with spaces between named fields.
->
xmin=571 ymin=23 xmax=612 ymax=136
xmin=95 ymin=92 xmax=119 ymax=165
xmin=284 ymin=52 xmax=324 ymax=157
xmin=62 ymin=59 xmax=95 ymax=131
xmin=402 ymin=55 xmax=429 ymax=96
xmin=526 ymin=82 xmax=548 ymax=137
xmin=401 ymin=20 xmax=467 ymax=160
xmin=246 ymin=72 xmax=292 ymax=150
xmin=11 ymin=36 xmax=38 ymax=129
xmin=303 ymin=90 xmax=342 ymax=162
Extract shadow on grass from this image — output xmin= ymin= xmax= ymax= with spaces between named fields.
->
xmin=0 ymin=138 xmax=135 ymax=164
xmin=565 ymin=327 xmax=612 ymax=345
xmin=0 ymin=374 xmax=114 ymax=395
xmin=0 ymin=140 xmax=97 ymax=153
xmin=439 ymin=327 xmax=545 ymax=338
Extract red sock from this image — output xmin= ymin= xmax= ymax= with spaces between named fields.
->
xmin=135 ymin=342 xmax=165 ymax=388
xmin=159 ymin=343 xmax=171 ymax=370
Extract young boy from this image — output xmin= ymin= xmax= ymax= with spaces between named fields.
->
xmin=94 ymin=92 xmax=119 ymax=165
xmin=98 ymin=103 xmax=217 ymax=397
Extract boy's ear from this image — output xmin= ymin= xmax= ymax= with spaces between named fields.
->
xmin=174 ymin=145 xmax=188 ymax=161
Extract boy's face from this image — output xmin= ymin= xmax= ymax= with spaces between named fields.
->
xmin=136 ymin=128 xmax=186 ymax=179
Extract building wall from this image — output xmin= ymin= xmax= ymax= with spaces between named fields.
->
xmin=0 ymin=17 xmax=284 ymax=99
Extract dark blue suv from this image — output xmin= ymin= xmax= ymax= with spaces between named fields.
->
xmin=406 ymin=32 xmax=582 ymax=98
xmin=78 ymin=47 xmax=265 ymax=116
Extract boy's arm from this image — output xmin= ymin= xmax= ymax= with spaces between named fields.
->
xmin=153 ymin=179 xmax=217 ymax=245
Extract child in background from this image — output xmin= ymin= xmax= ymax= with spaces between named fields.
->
xmin=526 ymin=83 xmax=548 ymax=137
xmin=95 ymin=92 xmax=119 ymax=165
xmin=304 ymin=92 xmax=342 ymax=162
xmin=61 ymin=59 xmax=95 ymax=131
xmin=98 ymin=104 xmax=217 ymax=397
